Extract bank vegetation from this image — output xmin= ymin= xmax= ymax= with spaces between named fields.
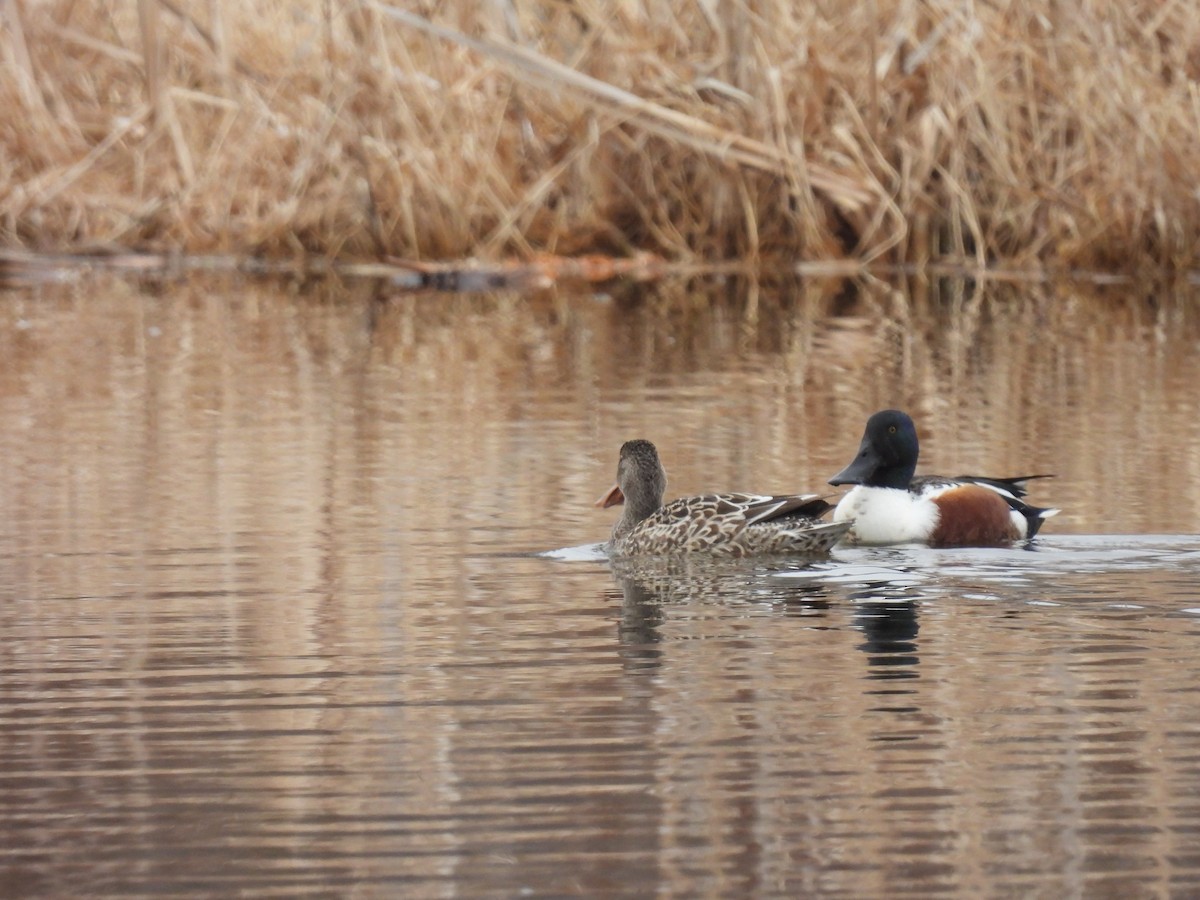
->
xmin=2 ymin=0 xmax=1198 ymax=272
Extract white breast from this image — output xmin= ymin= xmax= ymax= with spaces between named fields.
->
xmin=833 ymin=486 xmax=940 ymax=545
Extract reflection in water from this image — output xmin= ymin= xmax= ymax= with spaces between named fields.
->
xmin=608 ymin=555 xmax=839 ymax=659
xmin=1 ymin=275 xmax=1199 ymax=896
xmin=856 ymin=600 xmax=921 ymax=680
xmin=611 ymin=578 xmax=665 ymax=667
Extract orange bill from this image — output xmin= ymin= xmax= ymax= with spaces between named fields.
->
xmin=595 ymin=484 xmax=625 ymax=508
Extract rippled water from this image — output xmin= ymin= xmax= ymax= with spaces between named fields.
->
xmin=2 ymin=273 xmax=1200 ymax=897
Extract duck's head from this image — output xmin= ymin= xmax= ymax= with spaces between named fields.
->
xmin=596 ymin=439 xmax=667 ymax=524
xmin=829 ymin=409 xmax=919 ymax=489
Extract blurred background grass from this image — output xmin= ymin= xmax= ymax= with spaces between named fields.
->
xmin=2 ymin=1 xmax=1198 ymax=271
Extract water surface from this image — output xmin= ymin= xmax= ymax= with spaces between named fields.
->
xmin=1 ymin=274 xmax=1199 ymax=897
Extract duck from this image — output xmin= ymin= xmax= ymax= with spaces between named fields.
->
xmin=828 ymin=409 xmax=1060 ymax=547
xmin=597 ymin=439 xmax=852 ymax=557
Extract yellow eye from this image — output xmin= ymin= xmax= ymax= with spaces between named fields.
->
xmin=888 ymin=425 xmax=897 ymax=434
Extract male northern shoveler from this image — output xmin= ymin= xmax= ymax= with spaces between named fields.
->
xmin=597 ymin=439 xmax=851 ymax=557
xmin=828 ymin=409 xmax=1059 ymax=547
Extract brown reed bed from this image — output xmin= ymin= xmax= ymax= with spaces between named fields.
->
xmin=1 ymin=1 xmax=1198 ymax=272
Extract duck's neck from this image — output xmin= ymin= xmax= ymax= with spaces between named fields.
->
xmin=870 ymin=460 xmax=917 ymax=490
xmin=611 ymin=485 xmax=663 ymax=543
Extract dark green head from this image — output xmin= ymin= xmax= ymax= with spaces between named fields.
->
xmin=828 ymin=410 xmax=919 ymax=490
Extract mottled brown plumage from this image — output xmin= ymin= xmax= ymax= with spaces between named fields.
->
xmin=597 ymin=439 xmax=851 ymax=557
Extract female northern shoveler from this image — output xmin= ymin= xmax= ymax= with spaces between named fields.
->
xmin=598 ymin=439 xmax=851 ymax=557
xmin=828 ymin=409 xmax=1059 ymax=547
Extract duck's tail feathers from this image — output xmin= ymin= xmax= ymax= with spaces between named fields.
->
xmin=785 ymin=519 xmax=853 ymax=553
xmin=1021 ymin=504 xmax=1061 ymax=539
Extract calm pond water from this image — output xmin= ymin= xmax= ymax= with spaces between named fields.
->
xmin=1 ymin=272 xmax=1199 ymax=897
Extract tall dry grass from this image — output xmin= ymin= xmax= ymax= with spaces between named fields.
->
xmin=1 ymin=0 xmax=1198 ymax=269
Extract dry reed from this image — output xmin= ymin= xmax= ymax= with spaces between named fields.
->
xmin=1 ymin=0 xmax=1198 ymax=270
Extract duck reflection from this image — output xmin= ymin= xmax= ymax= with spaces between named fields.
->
xmin=819 ymin=562 xmax=928 ymax=679
xmin=606 ymin=556 xmax=837 ymax=668
xmin=609 ymin=577 xmax=665 ymax=667
xmin=854 ymin=596 xmax=921 ymax=680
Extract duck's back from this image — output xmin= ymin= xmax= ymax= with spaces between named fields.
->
xmin=615 ymin=493 xmax=850 ymax=557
